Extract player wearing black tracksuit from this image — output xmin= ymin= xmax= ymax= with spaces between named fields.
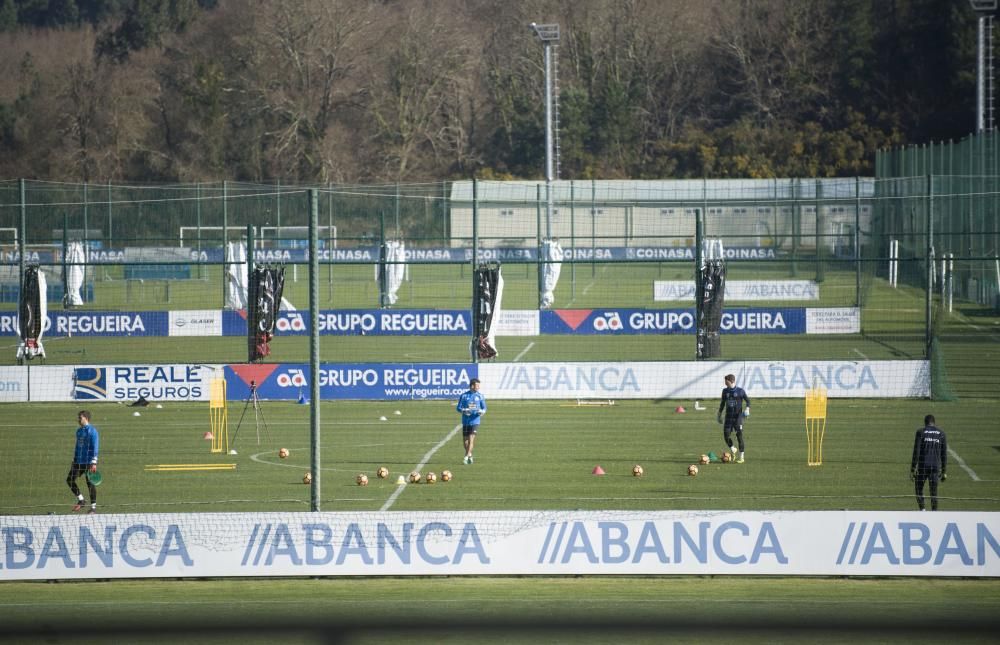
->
xmin=717 ymin=374 xmax=750 ymax=463
xmin=910 ymin=414 xmax=947 ymax=511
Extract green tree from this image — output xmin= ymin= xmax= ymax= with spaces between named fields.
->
xmin=0 ymin=0 xmax=16 ymax=31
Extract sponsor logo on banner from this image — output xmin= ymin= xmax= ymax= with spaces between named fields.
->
xmin=0 ymin=511 xmax=993 ymax=579
xmin=168 ymin=310 xmax=222 ymax=337
xmin=263 ymin=310 xmax=471 ymax=336
xmin=480 ymin=360 xmax=930 ymax=399
xmin=541 ymin=309 xmax=805 ymax=335
xmin=0 ymin=367 xmax=28 ymax=402
xmin=72 ymin=365 xmax=213 ymax=401
xmin=807 ymin=307 xmax=861 ymax=334
xmin=494 ymin=310 xmax=539 ymax=336
xmin=0 ymin=312 xmax=166 ymax=337
xmin=276 ymin=312 xmax=306 ymax=332
xmin=654 ymin=280 xmax=819 ymax=301
xmin=227 ymin=363 xmax=476 ymax=400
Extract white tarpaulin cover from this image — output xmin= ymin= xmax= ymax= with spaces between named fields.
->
xmin=381 ymin=240 xmax=406 ymax=305
xmin=541 ymin=239 xmax=563 ymax=308
xmin=226 ymin=242 xmax=294 ymax=311
xmin=65 ymin=241 xmax=85 ymax=306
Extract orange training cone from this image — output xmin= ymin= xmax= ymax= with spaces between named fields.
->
xmin=203 ymin=431 xmax=214 ymax=440
xmin=592 ymin=465 xmax=606 ymax=475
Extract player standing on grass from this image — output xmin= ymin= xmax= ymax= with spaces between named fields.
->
xmin=456 ymin=378 xmax=486 ymax=465
xmin=911 ymin=414 xmax=947 ymax=511
xmin=67 ymin=410 xmax=99 ymax=513
xmin=717 ymin=374 xmax=750 ymax=463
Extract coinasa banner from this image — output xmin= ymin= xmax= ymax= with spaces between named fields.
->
xmin=480 ymin=360 xmax=930 ymax=399
xmin=0 ymin=311 xmax=166 ymax=337
xmin=226 ymin=363 xmax=477 ymax=401
xmin=0 ymin=511 xmax=996 ymax=580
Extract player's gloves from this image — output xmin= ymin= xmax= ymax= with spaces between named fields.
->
xmin=743 ymin=409 xmax=750 ymax=418
xmin=940 ymin=472 xmax=947 ymax=482
xmin=716 ymin=415 xmax=722 ymax=424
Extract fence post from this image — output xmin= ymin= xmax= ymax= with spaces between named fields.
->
xmin=308 ymin=188 xmax=321 ymax=512
xmin=925 ymin=174 xmax=934 ymax=356
xmin=694 ymin=207 xmax=703 ymax=360
xmin=62 ymin=211 xmax=68 ymax=308
xmin=536 ymin=184 xmax=543 ymax=309
xmin=18 ymin=179 xmax=25 ymax=290
xmin=855 ymin=177 xmax=862 ymax=307
xmin=471 ymin=178 xmax=479 ymax=364
xmin=570 ymin=180 xmax=576 ymax=300
xmin=222 ymin=180 xmax=228 ymax=307
xmin=815 ymin=179 xmax=825 ymax=283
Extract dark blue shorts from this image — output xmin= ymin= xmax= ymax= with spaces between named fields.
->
xmin=723 ymin=417 xmax=744 ymax=433
xmin=463 ymin=425 xmax=478 ymax=437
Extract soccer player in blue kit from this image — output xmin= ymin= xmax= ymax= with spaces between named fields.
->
xmin=456 ymin=378 xmax=486 ymax=464
xmin=717 ymin=374 xmax=750 ymax=463
xmin=67 ymin=410 xmax=99 ymax=513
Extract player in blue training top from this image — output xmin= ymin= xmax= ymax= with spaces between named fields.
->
xmin=911 ymin=414 xmax=948 ymax=511
xmin=67 ymin=410 xmax=99 ymax=513
xmin=456 ymin=378 xmax=486 ymax=465
xmin=717 ymin=374 xmax=750 ymax=464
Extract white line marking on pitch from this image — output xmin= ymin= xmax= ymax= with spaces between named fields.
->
xmin=851 ymin=348 xmax=869 ymax=359
xmin=380 ymin=424 xmax=462 ymax=511
xmin=513 ymin=341 xmax=535 ymax=363
xmin=948 ymin=448 xmax=981 ymax=482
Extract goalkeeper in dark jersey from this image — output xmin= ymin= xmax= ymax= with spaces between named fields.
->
xmin=911 ymin=414 xmax=948 ymax=511
xmin=717 ymin=374 xmax=750 ymax=463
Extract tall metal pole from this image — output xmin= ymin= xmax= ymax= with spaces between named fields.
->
xmin=532 ymin=23 xmax=559 ymax=239
xmin=978 ymin=13 xmax=986 ymax=132
xmin=18 ymin=179 xmax=25 ymax=288
xmin=543 ymin=40 xmax=554 ymax=239
xmin=308 ymin=189 xmax=321 ymax=511
xmin=471 ymin=178 xmax=479 ymax=364
xmin=971 ymin=1 xmax=997 ymax=131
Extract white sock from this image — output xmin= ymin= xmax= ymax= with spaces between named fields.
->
xmin=77 ymin=495 xmax=84 ymax=502
xmin=740 ymin=452 xmax=745 ymax=459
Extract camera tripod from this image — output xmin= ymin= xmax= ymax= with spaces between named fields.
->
xmin=231 ymin=380 xmax=271 ymax=449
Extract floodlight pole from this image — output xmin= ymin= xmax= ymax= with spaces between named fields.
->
xmin=531 ymin=23 xmax=559 ymax=239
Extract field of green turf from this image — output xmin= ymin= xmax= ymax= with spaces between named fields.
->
xmin=5 ymin=395 xmax=999 ymax=516
xmin=2 ymin=262 xmax=999 ymax=642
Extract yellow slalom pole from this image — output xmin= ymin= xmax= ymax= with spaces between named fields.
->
xmin=805 ymin=387 xmax=828 ymax=466
xmin=210 ymin=377 xmax=228 ymax=453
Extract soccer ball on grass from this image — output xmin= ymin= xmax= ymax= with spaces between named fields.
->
xmin=302 ymin=472 xmax=312 ymax=485
xmin=441 ymin=470 xmax=452 ymax=482
xmin=278 ymin=448 xmax=289 ymax=459
xmin=699 ymin=454 xmax=710 ymax=465
xmin=721 ymin=452 xmax=733 ymax=463
xmin=409 ymin=471 xmax=421 ymax=483
xmin=357 ymin=473 xmax=369 ymax=486
xmin=632 ymin=464 xmax=644 ymax=477
xmin=376 ymin=466 xmax=389 ymax=479
xmin=425 ymin=472 xmax=437 ymax=484
xmin=687 ymin=464 xmax=699 ymax=476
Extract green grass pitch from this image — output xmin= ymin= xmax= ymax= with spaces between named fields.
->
xmin=1 ymin=264 xmax=999 ymax=642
